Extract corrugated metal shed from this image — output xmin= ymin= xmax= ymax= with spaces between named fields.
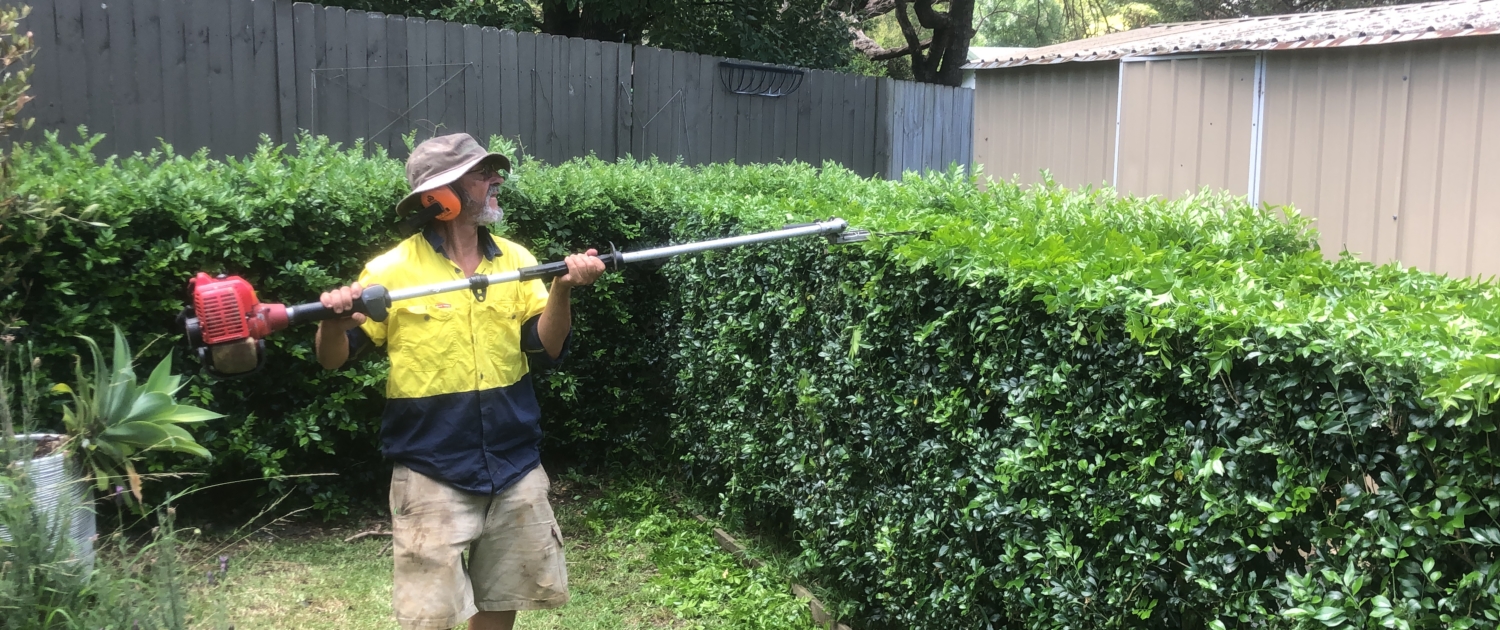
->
xmin=965 ymin=0 xmax=1500 ymax=68
xmin=968 ymin=46 xmax=1032 ymax=61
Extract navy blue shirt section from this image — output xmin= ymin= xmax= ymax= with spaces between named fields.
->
xmin=381 ymin=374 xmax=545 ymax=495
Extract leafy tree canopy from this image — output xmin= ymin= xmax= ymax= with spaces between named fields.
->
xmin=317 ymin=0 xmax=1441 ymax=85
xmin=333 ymin=0 xmax=864 ymax=71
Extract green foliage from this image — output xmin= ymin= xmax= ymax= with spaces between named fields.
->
xmin=638 ymin=0 xmax=859 ymax=72
xmin=51 ymin=326 xmax=219 ymax=507
xmin=580 ymin=478 xmax=819 ymax=630
xmin=656 ymin=166 xmax=1500 ymax=627
xmin=327 ymin=0 xmax=539 ymax=31
xmin=4 ymin=131 xmax=408 ymax=515
xmin=7 ymin=132 xmax=1500 ymax=626
xmin=0 ymin=3 xmax=33 ymax=141
xmin=2 ymin=132 xmax=676 ymax=515
xmin=0 ymin=348 xmax=203 ymax=630
xmin=0 ymin=3 xmax=101 ymax=318
xmin=0 ymin=493 xmax=206 ymax=630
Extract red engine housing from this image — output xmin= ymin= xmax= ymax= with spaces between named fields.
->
xmin=190 ymin=273 xmax=289 ymax=344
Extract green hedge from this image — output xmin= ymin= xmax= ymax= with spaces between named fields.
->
xmin=6 ymin=133 xmax=1500 ymax=626
xmin=2 ymin=132 xmax=675 ymax=515
xmin=657 ymin=168 xmax=1500 ymax=627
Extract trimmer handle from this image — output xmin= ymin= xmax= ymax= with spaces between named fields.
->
xmin=517 ymin=249 xmax=624 ymax=283
xmin=286 ymin=284 xmax=393 ymax=324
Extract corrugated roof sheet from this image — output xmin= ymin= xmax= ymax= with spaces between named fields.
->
xmin=965 ymin=0 xmax=1500 ymax=69
xmin=967 ymin=46 xmax=1032 ymax=61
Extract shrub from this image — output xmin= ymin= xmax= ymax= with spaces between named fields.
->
xmin=6 ymin=132 xmax=1499 ymax=627
xmin=659 ymin=167 xmax=1500 ymax=627
xmin=2 ymin=132 xmax=679 ymax=515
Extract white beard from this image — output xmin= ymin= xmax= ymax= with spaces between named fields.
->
xmin=474 ymin=183 xmax=504 ymax=225
xmin=476 ymin=204 xmax=503 ymax=225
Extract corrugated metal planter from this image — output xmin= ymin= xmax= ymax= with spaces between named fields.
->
xmin=0 ymin=434 xmax=96 ymax=570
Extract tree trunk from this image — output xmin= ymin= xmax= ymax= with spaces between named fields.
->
xmin=883 ymin=0 xmax=975 ymax=86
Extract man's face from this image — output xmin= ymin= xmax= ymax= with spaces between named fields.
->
xmin=456 ymin=162 xmax=506 ymax=225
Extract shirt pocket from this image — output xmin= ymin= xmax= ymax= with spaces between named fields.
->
xmin=389 ymin=304 xmax=459 ymax=373
xmin=476 ymin=300 xmax=528 ymax=384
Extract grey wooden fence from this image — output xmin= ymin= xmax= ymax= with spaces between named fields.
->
xmin=19 ymin=0 xmax=972 ymax=178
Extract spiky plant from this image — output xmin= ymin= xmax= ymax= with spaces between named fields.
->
xmin=51 ymin=327 xmax=218 ymax=507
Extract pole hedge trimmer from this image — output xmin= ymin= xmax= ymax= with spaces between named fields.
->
xmin=181 ymin=218 xmax=869 ymax=378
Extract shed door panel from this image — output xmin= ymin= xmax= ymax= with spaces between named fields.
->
xmin=1116 ymin=56 xmax=1256 ymax=198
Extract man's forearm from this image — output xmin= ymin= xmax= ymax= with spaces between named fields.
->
xmin=315 ymin=323 xmax=352 ymax=369
xmin=536 ymin=284 xmax=572 ymax=360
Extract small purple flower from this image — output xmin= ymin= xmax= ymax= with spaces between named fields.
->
xmin=206 ymin=569 xmax=217 ymax=586
xmin=219 ymin=554 xmax=230 ymax=577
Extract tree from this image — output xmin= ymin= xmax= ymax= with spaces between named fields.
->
xmin=332 ymin=0 xmax=540 ymax=31
xmin=539 ymin=0 xmax=860 ymax=70
xmin=842 ymin=0 xmax=978 ymax=86
xmin=332 ymin=0 xmax=862 ymax=72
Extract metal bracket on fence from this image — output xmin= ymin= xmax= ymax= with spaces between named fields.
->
xmin=718 ymin=61 xmax=804 ymax=97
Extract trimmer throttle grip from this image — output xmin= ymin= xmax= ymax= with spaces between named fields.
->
xmin=286 ymin=285 xmax=393 ymax=324
xmin=516 ymin=251 xmax=623 ymax=283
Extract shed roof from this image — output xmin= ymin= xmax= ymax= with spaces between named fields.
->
xmin=964 ymin=0 xmax=1500 ymax=69
xmin=967 ymin=46 xmax=1032 ymax=61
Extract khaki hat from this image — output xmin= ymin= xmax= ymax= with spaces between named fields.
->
xmin=395 ymin=133 xmax=511 ymax=217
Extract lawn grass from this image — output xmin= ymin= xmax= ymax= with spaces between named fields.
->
xmin=183 ymin=472 xmax=820 ymax=630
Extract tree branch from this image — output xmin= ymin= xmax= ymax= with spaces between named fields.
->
xmin=892 ymin=0 xmax=926 ymax=64
xmin=831 ymin=0 xmax=948 ymax=20
xmin=852 ymin=28 xmax=934 ymax=60
xmin=911 ymin=0 xmax=951 ymax=29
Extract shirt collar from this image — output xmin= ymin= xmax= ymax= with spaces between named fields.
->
xmin=423 ymin=224 xmax=502 ymax=261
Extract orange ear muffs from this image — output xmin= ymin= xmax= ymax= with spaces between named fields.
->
xmin=420 ymin=186 xmax=463 ymax=222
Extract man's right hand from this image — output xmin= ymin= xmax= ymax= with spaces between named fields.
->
xmin=319 ymin=282 xmax=368 ymax=332
xmin=315 ymin=282 xmax=367 ymax=370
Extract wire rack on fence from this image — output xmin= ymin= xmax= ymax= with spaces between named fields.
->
xmin=718 ymin=61 xmax=804 ymax=97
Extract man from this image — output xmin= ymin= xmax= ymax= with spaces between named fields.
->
xmin=314 ymin=133 xmax=605 ymax=630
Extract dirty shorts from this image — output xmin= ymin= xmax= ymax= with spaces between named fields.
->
xmin=389 ymin=464 xmax=569 ymax=630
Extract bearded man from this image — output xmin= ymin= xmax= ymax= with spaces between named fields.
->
xmin=315 ymin=133 xmax=604 ymax=630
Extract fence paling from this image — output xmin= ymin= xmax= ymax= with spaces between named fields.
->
xmin=17 ymin=0 xmax=972 ymax=177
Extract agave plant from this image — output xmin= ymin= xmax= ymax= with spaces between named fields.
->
xmin=50 ymin=326 xmax=219 ymax=505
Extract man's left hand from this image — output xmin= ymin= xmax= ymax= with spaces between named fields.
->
xmin=553 ymin=248 xmax=606 ymax=289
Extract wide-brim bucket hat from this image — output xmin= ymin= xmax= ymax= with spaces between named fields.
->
xmin=395 ymin=133 xmax=511 ymax=218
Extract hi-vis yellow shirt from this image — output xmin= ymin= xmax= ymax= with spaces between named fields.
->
xmin=353 ymin=227 xmax=560 ymax=495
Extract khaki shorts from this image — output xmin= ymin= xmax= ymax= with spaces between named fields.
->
xmin=389 ymin=464 xmax=569 ymax=630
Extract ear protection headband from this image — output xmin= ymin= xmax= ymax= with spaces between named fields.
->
xmin=421 ymin=186 xmax=463 ymax=222
xmin=396 ymin=184 xmax=465 ymax=237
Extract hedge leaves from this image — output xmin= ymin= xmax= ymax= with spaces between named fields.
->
xmin=6 ymin=133 xmax=1499 ymax=626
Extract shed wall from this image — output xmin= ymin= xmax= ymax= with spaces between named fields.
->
xmin=1259 ymin=38 xmax=1500 ymax=277
xmin=971 ymin=62 xmax=1118 ymax=188
xmin=1116 ymin=55 xmax=1257 ymax=198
